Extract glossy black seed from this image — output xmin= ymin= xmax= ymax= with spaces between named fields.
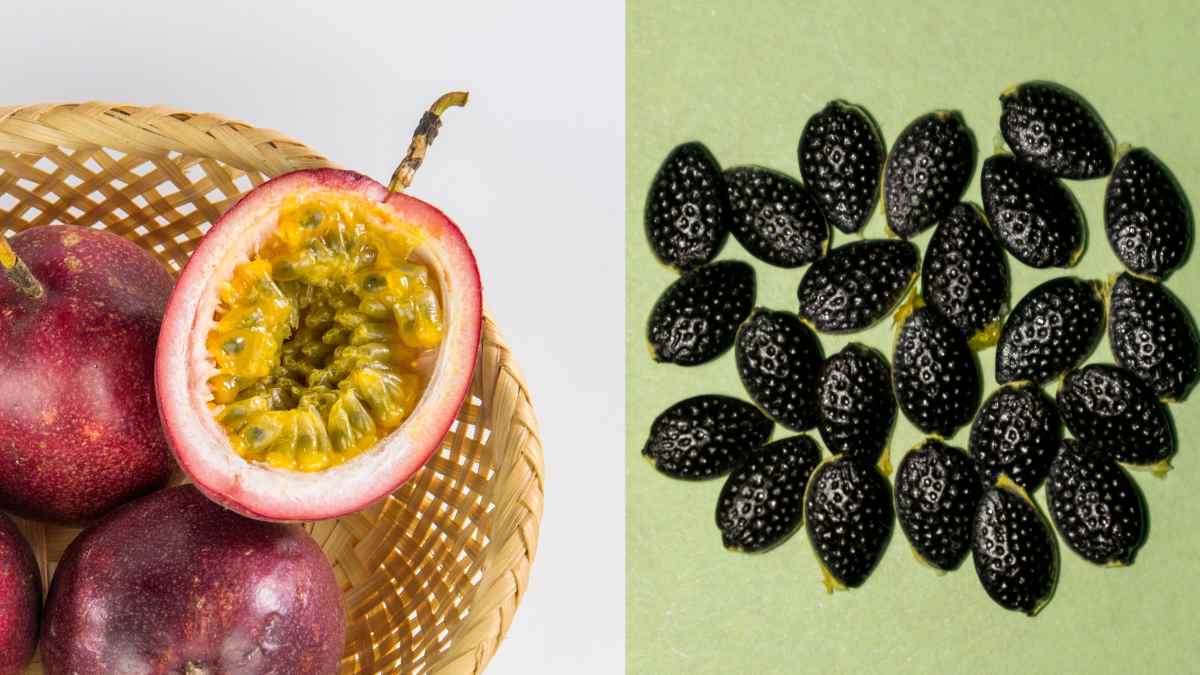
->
xmin=1056 ymin=364 xmax=1174 ymax=468
xmin=1046 ymin=439 xmax=1145 ymax=566
xmin=647 ymin=261 xmax=755 ymax=365
xmin=805 ymin=456 xmax=893 ymax=589
xmin=883 ymin=111 xmax=974 ymax=239
xmin=644 ymin=141 xmax=731 ymax=271
xmin=798 ymin=100 xmax=885 ymax=234
xmin=893 ymin=305 xmax=981 ymax=437
xmin=735 ymin=308 xmax=824 ymax=431
xmin=969 ymin=383 xmax=1062 ymax=491
xmin=1105 ymin=148 xmax=1192 ymax=278
xmin=641 ymin=394 xmax=774 ymax=480
xmin=922 ymin=202 xmax=1010 ymax=341
xmin=995 ymin=277 xmax=1105 ymax=384
xmin=816 ymin=343 xmax=896 ymax=462
xmin=1109 ymin=272 xmax=1199 ymax=400
xmin=723 ymin=165 xmax=829 ymax=268
xmin=715 ymin=435 xmax=822 ymax=552
xmin=999 ymin=81 xmax=1114 ymax=179
xmin=796 ymin=239 xmax=918 ymax=333
xmin=981 ymin=154 xmax=1085 ymax=269
xmin=895 ymin=439 xmax=984 ymax=571
xmin=972 ymin=482 xmax=1057 ymax=615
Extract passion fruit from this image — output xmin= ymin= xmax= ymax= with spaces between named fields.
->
xmin=0 ymin=224 xmax=174 ymax=524
xmin=41 ymin=485 xmax=345 ymax=674
xmin=156 ymin=93 xmax=483 ymax=521
xmin=0 ymin=515 xmax=39 ymax=675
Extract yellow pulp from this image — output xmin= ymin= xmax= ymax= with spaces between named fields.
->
xmin=206 ymin=192 xmax=443 ymax=472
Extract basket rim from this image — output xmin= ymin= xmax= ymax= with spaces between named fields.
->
xmin=0 ymin=100 xmax=546 ymax=674
xmin=0 ymin=100 xmax=331 ymax=176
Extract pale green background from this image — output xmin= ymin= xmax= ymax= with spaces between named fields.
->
xmin=626 ymin=1 xmax=1200 ymax=673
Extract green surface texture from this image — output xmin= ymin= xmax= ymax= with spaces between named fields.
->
xmin=626 ymin=1 xmax=1200 ymax=673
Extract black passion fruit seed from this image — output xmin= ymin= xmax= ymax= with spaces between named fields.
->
xmin=1056 ymin=364 xmax=1174 ymax=471
xmin=647 ymin=260 xmax=755 ymax=366
xmin=1108 ymin=272 xmax=1199 ymax=400
xmin=724 ymin=165 xmax=829 ymax=268
xmin=921 ymin=202 xmax=1009 ymax=347
xmin=893 ymin=303 xmax=982 ymax=438
xmin=644 ymin=141 xmax=730 ymax=271
xmin=735 ymin=308 xmax=824 ymax=431
xmin=972 ymin=479 xmax=1058 ymax=615
xmin=999 ymin=81 xmax=1114 ymax=179
xmin=798 ymin=100 xmax=885 ymax=234
xmin=995 ymin=277 xmax=1105 ymax=385
xmin=1046 ymin=440 xmax=1145 ymax=566
xmin=796 ymin=239 xmax=918 ymax=333
xmin=981 ymin=154 xmax=1085 ymax=269
xmin=641 ymin=394 xmax=774 ymax=480
xmin=895 ymin=439 xmax=984 ymax=572
xmin=883 ymin=111 xmax=975 ymax=239
xmin=1104 ymin=147 xmax=1192 ymax=279
xmin=969 ymin=383 xmax=1062 ymax=492
xmin=805 ymin=456 xmax=893 ymax=591
xmin=816 ymin=343 xmax=896 ymax=464
xmin=715 ymin=435 xmax=822 ymax=552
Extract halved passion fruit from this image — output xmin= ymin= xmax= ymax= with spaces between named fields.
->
xmin=157 ymin=93 xmax=482 ymax=521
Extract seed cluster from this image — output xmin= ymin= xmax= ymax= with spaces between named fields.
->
xmin=640 ymin=81 xmax=1194 ymax=614
xmin=208 ymin=193 xmax=443 ymax=472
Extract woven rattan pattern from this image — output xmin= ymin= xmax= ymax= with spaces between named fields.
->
xmin=0 ymin=102 xmax=544 ymax=674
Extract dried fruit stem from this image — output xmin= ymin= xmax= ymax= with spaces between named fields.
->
xmin=0 ymin=235 xmax=43 ymax=299
xmin=387 ymin=91 xmax=469 ymax=194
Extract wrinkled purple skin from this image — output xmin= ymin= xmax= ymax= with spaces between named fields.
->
xmin=0 ymin=225 xmax=175 ymax=524
xmin=0 ymin=514 xmax=40 ymax=675
xmin=42 ymin=486 xmax=346 ymax=675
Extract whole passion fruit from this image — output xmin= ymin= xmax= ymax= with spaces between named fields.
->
xmin=42 ymin=485 xmax=345 ymax=674
xmin=157 ymin=93 xmax=482 ymax=521
xmin=0 ymin=224 xmax=174 ymax=524
xmin=0 ymin=514 xmax=39 ymax=675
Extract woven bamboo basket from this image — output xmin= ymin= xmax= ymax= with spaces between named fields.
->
xmin=0 ymin=101 xmax=544 ymax=674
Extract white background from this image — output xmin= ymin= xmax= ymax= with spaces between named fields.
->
xmin=0 ymin=1 xmax=624 ymax=672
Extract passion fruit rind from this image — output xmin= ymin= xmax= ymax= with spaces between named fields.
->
xmin=157 ymin=168 xmax=482 ymax=522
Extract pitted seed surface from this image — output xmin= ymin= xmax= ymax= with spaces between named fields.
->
xmin=893 ymin=305 xmax=981 ymax=437
xmin=645 ymin=141 xmax=730 ymax=271
xmin=725 ymin=166 xmax=829 ymax=268
xmin=995 ymin=277 xmax=1104 ymax=384
xmin=884 ymin=111 xmax=974 ymax=239
xmin=896 ymin=439 xmax=984 ymax=571
xmin=1000 ymin=81 xmax=1113 ymax=179
xmin=1109 ymin=272 xmax=1199 ymax=399
xmin=647 ymin=261 xmax=755 ymax=366
xmin=969 ymin=383 xmax=1061 ymax=491
xmin=735 ymin=308 xmax=823 ymax=431
xmin=816 ymin=343 xmax=895 ymax=461
xmin=1046 ymin=439 xmax=1144 ymax=565
xmin=805 ymin=456 xmax=893 ymax=588
xmin=922 ymin=202 xmax=1009 ymax=338
xmin=797 ymin=239 xmax=918 ymax=333
xmin=642 ymin=394 xmax=775 ymax=480
xmin=972 ymin=484 xmax=1057 ymax=615
xmin=715 ymin=435 xmax=822 ymax=552
xmin=799 ymin=100 xmax=885 ymax=234
xmin=981 ymin=154 xmax=1085 ymax=269
xmin=1104 ymin=148 xmax=1190 ymax=278
xmin=1056 ymin=364 xmax=1173 ymax=467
